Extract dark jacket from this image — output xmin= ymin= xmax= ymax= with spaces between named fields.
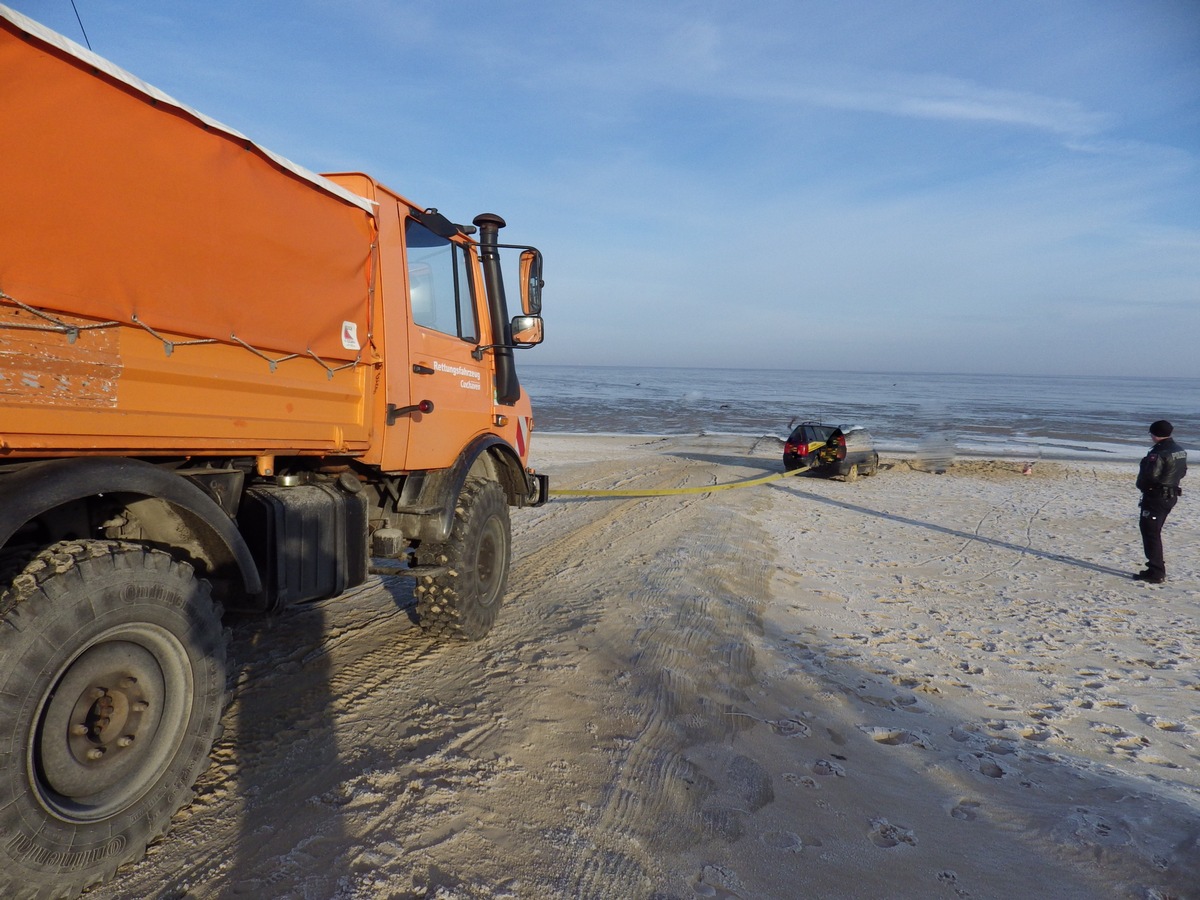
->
xmin=1137 ymin=437 xmax=1187 ymax=495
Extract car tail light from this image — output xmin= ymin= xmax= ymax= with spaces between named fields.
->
xmin=834 ymin=434 xmax=847 ymax=459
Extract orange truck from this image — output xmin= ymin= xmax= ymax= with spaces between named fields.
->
xmin=0 ymin=7 xmax=547 ymax=896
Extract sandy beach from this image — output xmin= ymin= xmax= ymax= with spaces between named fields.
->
xmin=84 ymin=433 xmax=1199 ymax=900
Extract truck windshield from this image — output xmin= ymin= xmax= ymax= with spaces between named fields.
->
xmin=405 ymin=220 xmax=478 ymax=342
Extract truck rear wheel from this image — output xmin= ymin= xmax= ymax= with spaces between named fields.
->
xmin=0 ymin=541 xmax=227 ymax=900
xmin=414 ymin=478 xmax=511 ymax=641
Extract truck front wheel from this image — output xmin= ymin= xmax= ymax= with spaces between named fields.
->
xmin=0 ymin=541 xmax=227 ymax=900
xmin=414 ymin=478 xmax=511 ymax=640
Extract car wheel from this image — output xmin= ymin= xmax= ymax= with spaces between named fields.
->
xmin=844 ymin=463 xmax=859 ymax=482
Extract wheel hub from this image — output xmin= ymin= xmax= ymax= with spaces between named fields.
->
xmin=39 ymin=641 xmax=166 ymax=802
xmin=474 ymin=518 xmax=504 ymax=606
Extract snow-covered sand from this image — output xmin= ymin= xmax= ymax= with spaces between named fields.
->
xmin=85 ymin=433 xmax=1199 ymax=899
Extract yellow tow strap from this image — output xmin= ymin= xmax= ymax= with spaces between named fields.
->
xmin=550 ymin=464 xmax=809 ymax=498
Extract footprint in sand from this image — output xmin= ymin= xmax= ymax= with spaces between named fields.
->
xmin=1019 ymin=724 xmax=1056 ymax=741
xmin=1133 ymin=752 xmax=1180 ymax=768
xmin=936 ymin=870 xmax=973 ymax=899
xmin=958 ymin=751 xmax=1012 ymax=779
xmin=949 ymin=724 xmax=981 ymax=744
xmin=891 ymin=694 xmax=926 ymax=712
xmin=701 ymin=806 xmax=747 ymax=842
xmin=1139 ymin=714 xmax=1193 ymax=734
xmin=726 ymin=754 xmax=774 ymax=810
xmin=783 ymin=772 xmax=819 ymax=788
xmin=1051 ymin=808 xmax=1132 ymax=850
xmin=693 ymin=864 xmax=744 ymax=899
xmin=760 ymin=830 xmax=804 ymax=853
xmin=701 ymin=755 xmax=776 ymax=842
xmin=1026 ymin=702 xmax=1065 ymax=722
xmin=949 ymin=799 xmax=981 ymax=821
xmin=867 ymin=816 xmax=917 ymax=848
xmin=1114 ymin=735 xmax=1151 ymax=751
xmin=858 ymin=725 xmax=932 ymax=747
xmin=769 ymin=717 xmax=812 ymax=738
xmin=812 ymin=758 xmax=846 ymax=778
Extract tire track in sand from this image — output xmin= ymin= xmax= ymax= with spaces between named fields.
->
xmin=515 ymin=445 xmax=777 ymax=898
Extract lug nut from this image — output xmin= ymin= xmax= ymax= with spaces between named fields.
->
xmin=71 ymin=724 xmax=88 ymax=736
xmin=117 ymin=735 xmax=135 ymax=748
xmin=86 ymin=748 xmax=105 ymax=761
xmin=119 ymin=676 xmax=137 ymax=689
xmin=132 ymin=701 xmax=149 ymax=712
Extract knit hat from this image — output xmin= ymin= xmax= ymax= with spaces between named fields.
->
xmin=1149 ymin=420 xmax=1173 ymax=438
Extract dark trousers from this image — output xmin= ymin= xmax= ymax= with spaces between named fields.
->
xmin=1139 ymin=493 xmax=1177 ymax=578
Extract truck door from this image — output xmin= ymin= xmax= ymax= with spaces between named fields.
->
xmin=402 ymin=217 xmax=492 ymax=470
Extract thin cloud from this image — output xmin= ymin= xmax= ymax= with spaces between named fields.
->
xmin=740 ymin=73 xmax=1112 ymax=139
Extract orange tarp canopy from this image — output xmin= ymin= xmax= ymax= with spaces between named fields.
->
xmin=0 ymin=9 xmax=376 ymax=361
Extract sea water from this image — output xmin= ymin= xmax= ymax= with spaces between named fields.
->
xmin=519 ymin=365 xmax=1200 ymax=461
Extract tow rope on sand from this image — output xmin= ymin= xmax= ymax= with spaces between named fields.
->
xmin=550 ymin=463 xmax=810 ymax=498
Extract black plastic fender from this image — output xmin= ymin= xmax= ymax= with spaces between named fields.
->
xmin=0 ymin=457 xmax=263 ymax=599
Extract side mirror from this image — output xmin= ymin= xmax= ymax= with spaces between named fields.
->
xmin=519 ymin=249 xmax=543 ymax=316
xmin=511 ymin=315 xmax=544 ymax=346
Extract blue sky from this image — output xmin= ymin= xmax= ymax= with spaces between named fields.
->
xmin=16 ymin=0 xmax=1200 ymax=376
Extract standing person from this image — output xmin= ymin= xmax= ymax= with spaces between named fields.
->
xmin=1134 ymin=420 xmax=1187 ymax=583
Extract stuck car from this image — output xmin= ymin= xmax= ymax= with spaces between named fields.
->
xmin=784 ymin=422 xmax=879 ymax=481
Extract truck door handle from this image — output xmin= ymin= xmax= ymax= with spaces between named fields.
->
xmin=413 ymin=363 xmax=435 ymax=375
xmin=387 ymin=399 xmax=434 ymax=425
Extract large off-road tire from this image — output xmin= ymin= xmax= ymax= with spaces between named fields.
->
xmin=0 ymin=541 xmax=227 ymax=900
xmin=414 ymin=478 xmax=511 ymax=641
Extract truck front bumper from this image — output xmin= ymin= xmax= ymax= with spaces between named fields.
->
xmin=527 ymin=472 xmax=550 ymax=507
